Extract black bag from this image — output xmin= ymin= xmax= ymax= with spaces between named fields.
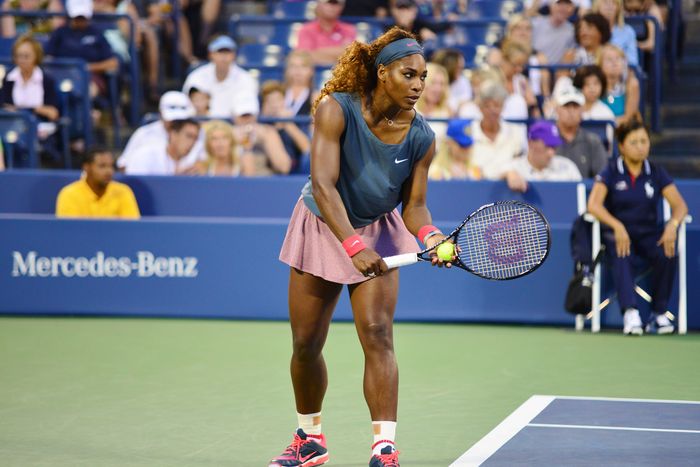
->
xmin=564 ymin=215 xmax=604 ymax=315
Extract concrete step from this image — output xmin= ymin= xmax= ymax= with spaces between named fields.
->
xmin=651 ymin=129 xmax=700 ymax=155
xmin=661 ymin=102 xmax=700 ymax=129
xmin=652 ymin=156 xmax=700 ymax=179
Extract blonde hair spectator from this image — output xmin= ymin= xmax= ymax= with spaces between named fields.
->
xmin=204 ymin=120 xmax=239 ymax=176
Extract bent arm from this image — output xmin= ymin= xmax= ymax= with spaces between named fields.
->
xmin=587 ymin=181 xmax=622 ymax=229
xmin=662 ymin=184 xmax=688 ymax=227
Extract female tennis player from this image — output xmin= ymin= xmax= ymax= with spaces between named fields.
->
xmin=273 ymin=27 xmax=447 ymax=467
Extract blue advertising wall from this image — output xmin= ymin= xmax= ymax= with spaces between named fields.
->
xmin=0 ymin=171 xmax=698 ymax=328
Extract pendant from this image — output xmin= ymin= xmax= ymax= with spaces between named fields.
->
xmin=386 ymin=119 xmax=394 ymax=126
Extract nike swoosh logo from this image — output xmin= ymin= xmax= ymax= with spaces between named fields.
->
xmin=350 ymin=240 xmax=360 ymax=247
xmin=395 ymin=158 xmax=409 ymax=164
xmin=406 ymin=42 xmax=418 ymax=47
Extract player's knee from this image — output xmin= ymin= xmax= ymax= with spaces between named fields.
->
xmin=360 ymin=321 xmax=394 ymax=353
xmin=292 ymin=335 xmax=324 ymax=362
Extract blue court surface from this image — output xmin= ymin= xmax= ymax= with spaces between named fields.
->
xmin=451 ymin=396 xmax=700 ymax=466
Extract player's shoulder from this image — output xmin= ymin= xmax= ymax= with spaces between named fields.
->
xmin=410 ymin=111 xmax=435 ymax=140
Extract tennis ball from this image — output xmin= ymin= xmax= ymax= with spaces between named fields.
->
xmin=436 ymin=242 xmax=455 ymax=261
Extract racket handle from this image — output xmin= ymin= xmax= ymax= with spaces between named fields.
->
xmin=383 ymin=253 xmax=419 ymax=269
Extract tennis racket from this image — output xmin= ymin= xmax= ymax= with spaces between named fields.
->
xmin=383 ymin=201 xmax=551 ymax=280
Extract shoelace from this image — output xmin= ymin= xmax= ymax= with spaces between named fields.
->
xmin=281 ymin=433 xmax=305 ymax=456
xmin=375 ymin=449 xmax=400 ymax=466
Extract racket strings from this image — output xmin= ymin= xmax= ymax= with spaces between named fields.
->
xmin=457 ymin=203 xmax=549 ymax=280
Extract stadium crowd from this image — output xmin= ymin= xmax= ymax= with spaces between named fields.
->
xmin=0 ymin=0 xmax=672 ymax=184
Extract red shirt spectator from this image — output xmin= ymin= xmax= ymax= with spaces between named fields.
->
xmin=296 ymin=0 xmax=356 ymax=65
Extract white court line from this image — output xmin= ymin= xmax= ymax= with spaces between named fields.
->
xmin=449 ymin=395 xmax=555 ymax=467
xmin=529 ymin=423 xmax=700 ymax=434
xmin=450 ymin=395 xmax=700 ymax=466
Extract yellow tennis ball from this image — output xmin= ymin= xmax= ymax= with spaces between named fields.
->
xmin=436 ymin=242 xmax=455 ymax=261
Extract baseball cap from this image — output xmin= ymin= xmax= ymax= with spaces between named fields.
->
xmin=208 ymin=35 xmax=237 ymax=53
xmin=66 ymin=0 xmax=93 ymax=18
xmin=446 ymin=119 xmax=474 ymax=148
xmin=233 ymin=96 xmax=260 ymax=118
xmin=394 ymin=0 xmax=417 ymax=8
xmin=159 ymin=91 xmax=196 ymax=122
xmin=554 ymin=86 xmax=585 ymax=106
xmin=554 ymin=0 xmax=573 ymax=4
xmin=528 ymin=120 xmax=563 ymax=147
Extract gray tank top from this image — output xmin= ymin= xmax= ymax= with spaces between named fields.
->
xmin=302 ymin=92 xmax=435 ymax=228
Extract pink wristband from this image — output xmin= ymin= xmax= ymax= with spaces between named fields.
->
xmin=418 ymin=224 xmax=440 ymax=244
xmin=342 ymin=234 xmax=366 ymax=257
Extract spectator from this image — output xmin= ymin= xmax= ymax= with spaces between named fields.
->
xmin=456 ymin=67 xmax=501 ymax=120
xmin=428 ymin=118 xmax=480 ymax=180
xmin=416 ymin=62 xmax=452 ymax=121
xmin=123 ymin=118 xmax=202 ymax=175
xmin=117 ymin=91 xmax=204 ymax=170
xmin=386 ymin=0 xmax=444 ymax=44
xmin=1 ymin=0 xmax=63 ymax=38
xmin=296 ymin=0 xmax=356 ymax=66
xmin=56 ymin=148 xmax=140 ymax=218
xmin=598 ymin=43 xmax=640 ymax=125
xmin=202 ymin=120 xmax=238 ymax=176
xmin=531 ymin=0 xmax=577 ymax=64
xmin=470 ymin=80 xmax=527 ymax=180
xmin=496 ymin=40 xmax=538 ymax=119
xmin=562 ymin=12 xmax=611 ymax=66
xmin=506 ymin=120 xmax=582 ymax=192
xmin=572 ymin=64 xmax=616 ymax=122
xmin=232 ymin=101 xmax=293 ymax=177
xmin=182 ymin=35 xmax=259 ymax=119
xmin=623 ymin=0 xmax=664 ymax=52
xmin=593 ymin=0 xmax=639 ymax=67
xmin=587 ymin=117 xmax=688 ymax=335
xmin=188 ymin=87 xmax=210 ymax=116
xmin=430 ymin=48 xmax=472 ymax=114
xmin=553 ymin=85 xmax=609 ymax=177
xmin=526 ymin=0 xmax=590 ymax=17
xmin=341 ymin=0 xmax=388 ymax=18
xmin=44 ymin=0 xmax=119 ymax=99
xmin=260 ymin=80 xmax=311 ymax=174
xmin=283 ymin=50 xmax=314 ymax=116
xmin=1 ymin=35 xmax=60 ymax=142
xmin=145 ymin=0 xmax=197 ymax=65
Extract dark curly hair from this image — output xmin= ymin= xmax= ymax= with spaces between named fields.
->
xmin=615 ymin=115 xmax=648 ymax=144
xmin=572 ymin=65 xmax=608 ymax=96
xmin=312 ymin=27 xmax=419 ymax=114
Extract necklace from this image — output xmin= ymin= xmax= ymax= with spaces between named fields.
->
xmin=380 ymin=107 xmax=402 ymax=126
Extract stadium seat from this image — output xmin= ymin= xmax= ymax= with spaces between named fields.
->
xmin=0 ymin=109 xmax=39 ymax=168
xmin=247 ymin=65 xmax=285 ymax=85
xmin=237 ymin=43 xmax=290 ymax=67
xmin=448 ymin=20 xmax=506 ymax=46
xmin=466 ymin=0 xmax=523 ymax=19
xmin=271 ymin=0 xmax=316 ymax=19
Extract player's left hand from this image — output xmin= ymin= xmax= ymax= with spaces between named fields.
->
xmin=657 ymin=223 xmax=678 ymax=258
xmin=425 ymin=234 xmax=454 ymax=268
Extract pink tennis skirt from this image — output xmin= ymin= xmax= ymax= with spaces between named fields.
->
xmin=279 ymin=199 xmax=420 ymax=284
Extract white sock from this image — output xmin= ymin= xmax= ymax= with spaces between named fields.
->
xmin=297 ymin=411 xmax=322 ymax=436
xmin=372 ymin=421 xmax=397 ymax=455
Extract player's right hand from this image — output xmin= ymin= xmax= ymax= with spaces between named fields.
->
xmin=352 ymin=248 xmax=387 ymax=279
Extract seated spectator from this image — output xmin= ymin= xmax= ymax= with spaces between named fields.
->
xmin=1 ymin=0 xmax=63 ymax=38
xmin=145 ymin=0 xmax=197 ymax=65
xmin=553 ymin=85 xmax=609 ymax=177
xmin=416 ymin=62 xmax=453 ymax=122
xmin=586 ymin=117 xmax=688 ymax=335
xmin=283 ymin=50 xmax=314 ymax=116
xmin=623 ymin=0 xmax=664 ymax=52
xmin=593 ymin=0 xmax=639 ymax=67
xmin=118 ymin=91 xmax=204 ymax=170
xmin=496 ymin=40 xmax=539 ymax=119
xmin=232 ymin=102 xmax=293 ymax=177
xmin=386 ymin=0 xmax=446 ymax=44
xmin=526 ymin=0 xmax=590 ymax=17
xmin=470 ymin=80 xmax=527 ymax=180
xmin=428 ymin=118 xmax=480 ymax=180
xmin=342 ymin=0 xmax=388 ymax=18
xmin=506 ymin=120 xmax=582 ymax=192
xmin=56 ymin=148 xmax=140 ymax=218
xmin=598 ymin=43 xmax=640 ymax=125
xmin=457 ymin=67 xmax=501 ymax=120
xmin=531 ymin=0 xmax=577 ymax=64
xmin=124 ymin=118 xmax=202 ymax=175
xmin=260 ymin=80 xmax=311 ymax=174
xmin=562 ymin=12 xmax=611 ymax=67
xmin=572 ymin=64 xmax=616 ymax=122
xmin=202 ymin=120 xmax=238 ymax=176
xmin=431 ymin=48 xmax=472 ymax=114
xmin=296 ymin=0 xmax=356 ymax=66
xmin=188 ymin=87 xmax=210 ymax=116
xmin=44 ymin=0 xmax=119 ymax=99
xmin=182 ymin=35 xmax=259 ymax=119
xmin=490 ymin=15 xmax=551 ymax=108
xmin=1 ymin=35 xmax=60 ymax=142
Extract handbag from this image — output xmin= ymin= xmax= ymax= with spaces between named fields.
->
xmin=564 ymin=248 xmax=604 ymax=315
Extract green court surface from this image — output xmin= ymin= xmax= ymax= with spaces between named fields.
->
xmin=1 ymin=317 xmax=698 ymax=466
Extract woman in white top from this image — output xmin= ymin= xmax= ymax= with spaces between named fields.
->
xmin=573 ymin=64 xmax=616 ymax=150
xmin=497 ymin=40 xmax=540 ymax=119
xmin=203 ymin=120 xmax=239 ymax=177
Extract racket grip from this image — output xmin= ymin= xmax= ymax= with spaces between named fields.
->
xmin=383 ymin=253 xmax=419 ymax=269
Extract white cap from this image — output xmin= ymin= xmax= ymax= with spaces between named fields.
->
xmin=554 ymin=85 xmax=585 ymax=107
xmin=232 ymin=96 xmax=260 ymax=118
xmin=159 ymin=91 xmax=196 ymax=122
xmin=66 ymin=0 xmax=93 ymax=18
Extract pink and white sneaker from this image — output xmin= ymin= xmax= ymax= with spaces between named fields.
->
xmin=268 ymin=429 xmax=329 ymax=467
